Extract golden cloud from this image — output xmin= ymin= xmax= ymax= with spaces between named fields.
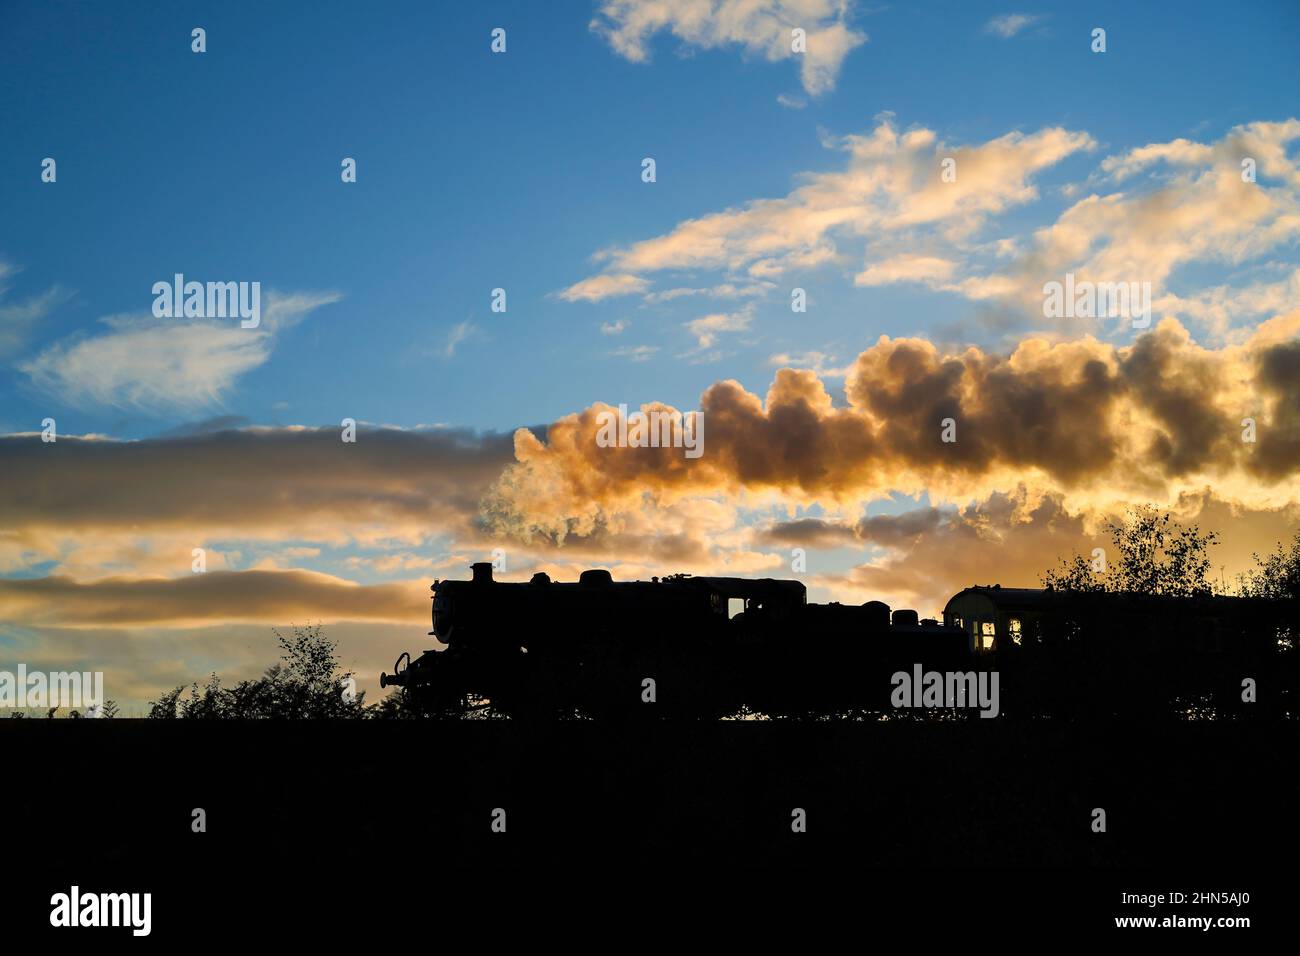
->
xmin=484 ymin=315 xmax=1300 ymax=543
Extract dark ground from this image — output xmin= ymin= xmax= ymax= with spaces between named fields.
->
xmin=3 ymin=718 xmax=1293 ymax=941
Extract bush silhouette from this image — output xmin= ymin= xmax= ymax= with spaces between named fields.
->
xmin=148 ymin=624 xmax=366 ymax=719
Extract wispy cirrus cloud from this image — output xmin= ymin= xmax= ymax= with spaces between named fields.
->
xmin=984 ymin=14 xmax=1041 ymax=39
xmin=643 ymin=281 xmax=775 ymax=303
xmin=609 ymin=343 xmax=659 ymax=361
xmin=441 ymin=319 xmax=478 ymax=358
xmin=0 ymin=284 xmax=72 ymax=358
xmin=18 ymin=289 xmax=340 ymax=411
xmin=0 ymin=257 xmax=74 ymax=359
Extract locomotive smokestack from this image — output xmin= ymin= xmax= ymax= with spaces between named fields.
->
xmin=471 ymin=562 xmax=493 ymax=584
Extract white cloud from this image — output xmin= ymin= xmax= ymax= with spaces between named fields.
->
xmin=855 ymin=253 xmax=957 ymax=286
xmin=559 ymin=116 xmax=1300 ymax=344
xmin=768 ymin=350 xmax=847 ymax=376
xmin=1155 ymin=267 xmax=1300 ymax=339
xmin=984 ymin=14 xmax=1041 ymax=39
xmin=609 ymin=344 xmax=660 ymax=361
xmin=948 ymin=120 xmax=1300 ymax=334
xmin=685 ymin=308 xmax=753 ymax=348
xmin=643 ymin=281 xmax=775 ymax=303
xmin=19 ymin=290 xmax=340 ymax=411
xmin=0 ymin=283 xmax=71 ymax=358
xmin=601 ymin=319 xmax=629 ymax=335
xmin=577 ymin=118 xmax=1092 ymax=288
xmin=555 ymin=273 xmax=649 ymax=302
xmin=442 ymin=320 xmax=477 ymax=358
xmin=591 ymin=0 xmax=867 ymax=96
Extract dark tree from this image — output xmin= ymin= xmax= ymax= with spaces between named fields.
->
xmin=1239 ymin=531 xmax=1300 ymax=600
xmin=147 ymin=686 xmax=185 ymax=719
xmin=147 ymin=624 xmax=367 ymax=719
xmin=1042 ymin=506 xmax=1219 ymax=597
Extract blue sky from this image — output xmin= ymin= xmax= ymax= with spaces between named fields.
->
xmin=3 ymin=1 xmax=1300 ymax=709
xmin=3 ymin=0 xmax=1298 ymax=437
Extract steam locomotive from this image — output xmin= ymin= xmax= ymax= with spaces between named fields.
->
xmin=380 ymin=562 xmax=982 ymax=717
xmin=380 ymin=563 xmax=1295 ymax=718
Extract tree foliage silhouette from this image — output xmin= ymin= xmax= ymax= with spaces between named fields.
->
xmin=1239 ymin=530 xmax=1300 ymax=600
xmin=1041 ymin=506 xmax=1219 ymax=597
xmin=147 ymin=623 xmax=366 ymax=719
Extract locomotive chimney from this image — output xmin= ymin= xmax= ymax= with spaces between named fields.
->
xmin=471 ymin=562 xmax=494 ymax=584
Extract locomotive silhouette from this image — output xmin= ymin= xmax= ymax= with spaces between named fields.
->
xmin=380 ymin=563 xmax=1295 ymax=718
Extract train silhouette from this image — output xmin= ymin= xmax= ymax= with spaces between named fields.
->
xmin=380 ymin=562 xmax=1296 ymax=718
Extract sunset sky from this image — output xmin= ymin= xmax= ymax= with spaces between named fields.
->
xmin=2 ymin=0 xmax=1299 ymax=711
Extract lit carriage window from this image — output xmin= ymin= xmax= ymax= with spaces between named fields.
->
xmin=952 ymin=617 xmax=963 ymax=629
xmin=1009 ymin=618 xmax=1023 ymax=645
xmin=728 ymin=598 xmax=745 ymax=619
xmin=980 ymin=621 xmax=996 ymax=650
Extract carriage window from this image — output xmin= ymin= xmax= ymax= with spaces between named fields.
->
xmin=951 ymin=617 xmax=963 ymax=629
xmin=980 ymin=621 xmax=996 ymax=650
xmin=1009 ymin=618 xmax=1022 ymax=645
xmin=728 ymin=598 xmax=745 ymax=619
